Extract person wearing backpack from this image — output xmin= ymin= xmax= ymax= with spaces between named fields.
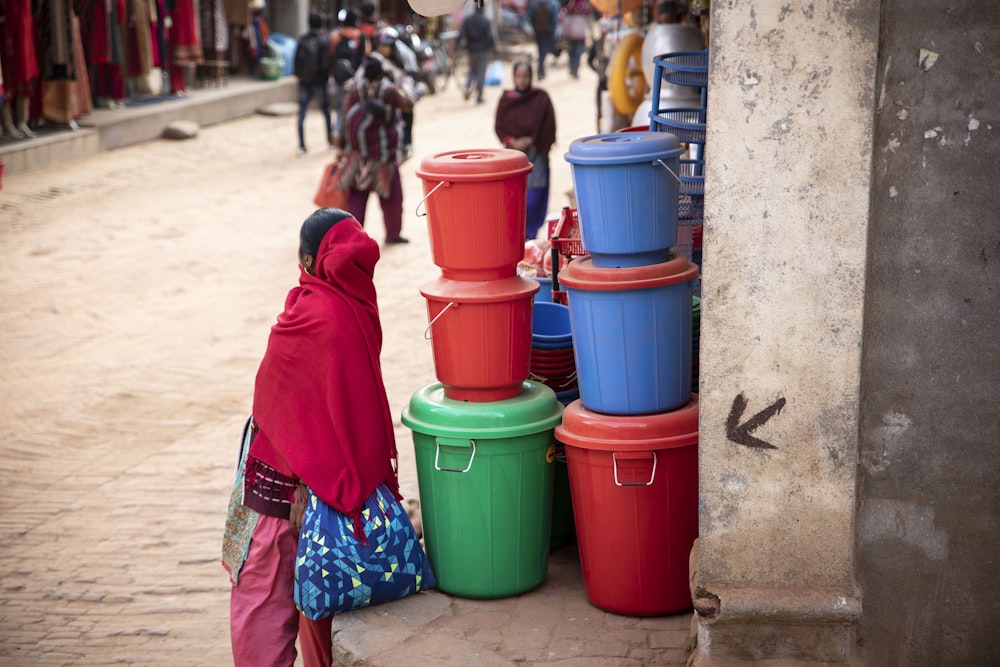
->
xmin=328 ymin=8 xmax=369 ymax=146
xmin=529 ymin=0 xmax=560 ymax=80
xmin=294 ymin=12 xmax=333 ymax=155
xmin=457 ymin=3 xmax=496 ymax=104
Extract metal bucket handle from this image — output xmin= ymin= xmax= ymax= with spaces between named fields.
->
xmin=613 ymin=451 xmax=658 ymax=487
xmin=424 ymin=301 xmax=457 ymax=340
xmin=435 ymin=438 xmax=476 ymax=473
xmin=655 ymin=160 xmax=682 ymax=184
xmin=415 ymin=180 xmax=448 ymax=217
xmin=528 ymin=370 xmax=578 ymax=388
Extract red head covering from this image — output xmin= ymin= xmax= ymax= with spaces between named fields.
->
xmin=250 ymin=217 xmax=399 ymax=521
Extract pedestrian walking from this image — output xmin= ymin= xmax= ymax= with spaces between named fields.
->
xmin=563 ymin=0 xmax=593 ymax=79
xmin=294 ymin=11 xmax=333 ymax=155
xmin=457 ymin=4 xmax=496 ymax=104
xmin=528 ymin=0 xmax=559 ymax=80
xmin=338 ymin=53 xmax=415 ymax=244
xmin=328 ymin=7 xmax=369 ymax=146
xmin=374 ymin=26 xmax=421 ymax=159
xmin=226 ymin=209 xmax=403 ymax=667
xmin=495 ymin=60 xmax=557 ymax=240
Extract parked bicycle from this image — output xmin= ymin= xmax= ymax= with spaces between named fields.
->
xmin=429 ymin=30 xmax=469 ymax=94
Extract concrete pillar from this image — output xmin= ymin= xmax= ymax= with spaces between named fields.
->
xmin=693 ymin=1 xmax=879 ymax=663
xmin=270 ymin=0 xmax=309 ymax=38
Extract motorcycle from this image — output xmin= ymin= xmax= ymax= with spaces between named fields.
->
xmin=395 ymin=25 xmax=447 ymax=95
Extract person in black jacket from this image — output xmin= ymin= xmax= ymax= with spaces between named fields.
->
xmin=294 ymin=12 xmax=333 ymax=155
xmin=457 ymin=5 xmax=496 ymax=104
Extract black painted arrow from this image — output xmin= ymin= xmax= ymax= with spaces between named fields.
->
xmin=726 ymin=393 xmax=786 ymax=450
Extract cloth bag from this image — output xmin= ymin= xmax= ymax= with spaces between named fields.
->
xmin=313 ymin=160 xmax=349 ymax=210
xmin=295 ymin=483 xmax=436 ymax=619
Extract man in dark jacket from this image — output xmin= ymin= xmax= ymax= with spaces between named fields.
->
xmin=294 ymin=11 xmax=332 ymax=155
xmin=457 ymin=5 xmax=496 ymax=104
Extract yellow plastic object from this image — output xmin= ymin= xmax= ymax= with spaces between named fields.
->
xmin=608 ymin=32 xmax=647 ymax=117
xmin=590 ymin=0 xmax=642 ymax=15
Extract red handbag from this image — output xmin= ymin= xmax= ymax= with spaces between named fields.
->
xmin=313 ymin=161 xmax=348 ymax=210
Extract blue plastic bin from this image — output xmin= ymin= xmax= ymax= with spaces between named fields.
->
xmin=267 ymin=34 xmax=297 ymax=77
xmin=558 ymin=254 xmax=698 ymax=415
xmin=564 ymin=132 xmax=684 ymax=268
xmin=533 ymin=276 xmax=553 ymax=303
xmin=532 ymin=301 xmax=573 ymax=348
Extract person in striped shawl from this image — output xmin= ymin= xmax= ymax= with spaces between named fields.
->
xmin=335 ymin=53 xmax=415 ymax=245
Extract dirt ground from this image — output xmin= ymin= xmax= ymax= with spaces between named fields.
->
xmin=0 ymin=58 xmax=603 ymax=665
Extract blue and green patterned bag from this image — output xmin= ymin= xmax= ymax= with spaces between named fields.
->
xmin=294 ymin=483 xmax=436 ymax=619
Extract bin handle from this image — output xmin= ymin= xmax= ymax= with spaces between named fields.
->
xmin=424 ymin=301 xmax=457 ymax=340
xmin=415 ymin=180 xmax=448 ymax=217
xmin=613 ymin=451 xmax=657 ymax=487
xmin=655 ymin=160 xmax=682 ymax=184
xmin=528 ymin=370 xmax=577 ymax=388
xmin=434 ymin=438 xmax=476 ymax=473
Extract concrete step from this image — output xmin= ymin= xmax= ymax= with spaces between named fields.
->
xmin=0 ymin=76 xmax=297 ymax=177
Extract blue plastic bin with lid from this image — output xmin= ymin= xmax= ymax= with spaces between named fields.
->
xmin=558 ymin=254 xmax=698 ymax=415
xmin=564 ymin=132 xmax=684 ymax=268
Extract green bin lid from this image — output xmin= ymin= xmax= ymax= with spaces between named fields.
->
xmin=401 ymin=381 xmax=563 ymax=438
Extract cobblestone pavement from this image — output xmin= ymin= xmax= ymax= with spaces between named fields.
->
xmin=0 ymin=60 xmax=693 ymax=666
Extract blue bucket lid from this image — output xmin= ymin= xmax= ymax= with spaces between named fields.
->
xmin=564 ymin=132 xmax=683 ymax=166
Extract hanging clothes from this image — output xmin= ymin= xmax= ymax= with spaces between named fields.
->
xmin=33 ymin=0 xmax=92 ymax=124
xmin=70 ymin=14 xmax=93 ymax=116
xmin=0 ymin=0 xmax=40 ymax=97
xmin=122 ymin=0 xmax=158 ymax=78
xmin=166 ymin=0 xmax=201 ymax=94
xmin=213 ymin=0 xmax=230 ymax=55
xmin=167 ymin=0 xmax=201 ymax=65
xmin=79 ymin=0 xmax=127 ymax=102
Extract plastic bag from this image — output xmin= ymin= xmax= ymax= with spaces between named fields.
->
xmin=485 ymin=59 xmax=503 ymax=87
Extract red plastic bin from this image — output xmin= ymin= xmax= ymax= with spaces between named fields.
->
xmin=555 ymin=396 xmax=699 ymax=616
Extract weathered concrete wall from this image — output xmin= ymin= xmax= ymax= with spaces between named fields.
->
xmin=856 ymin=0 xmax=1000 ymax=663
xmin=694 ymin=0 xmax=878 ymax=662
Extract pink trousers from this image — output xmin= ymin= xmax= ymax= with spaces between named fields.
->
xmin=230 ymin=515 xmax=332 ymax=667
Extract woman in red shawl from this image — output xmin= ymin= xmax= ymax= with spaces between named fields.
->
xmin=227 ymin=208 xmax=400 ymax=667
xmin=494 ymin=60 xmax=558 ymax=240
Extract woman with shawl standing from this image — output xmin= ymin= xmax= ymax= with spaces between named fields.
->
xmin=226 ymin=208 xmax=401 ymax=667
xmin=494 ymin=60 xmax=557 ymax=240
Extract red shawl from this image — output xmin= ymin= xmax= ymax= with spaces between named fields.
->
xmin=250 ymin=218 xmax=399 ymax=522
xmin=494 ymin=86 xmax=557 ymax=156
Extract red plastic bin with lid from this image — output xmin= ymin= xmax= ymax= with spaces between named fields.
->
xmin=555 ymin=396 xmax=699 ymax=616
xmin=421 ymin=275 xmax=539 ymax=402
xmin=416 ymin=149 xmax=533 ymax=281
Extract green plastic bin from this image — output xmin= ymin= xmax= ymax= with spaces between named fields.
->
xmin=401 ymin=380 xmax=563 ymax=598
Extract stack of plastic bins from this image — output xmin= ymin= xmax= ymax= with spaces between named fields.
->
xmin=530 ymin=301 xmax=578 ymax=402
xmin=408 ymin=149 xmax=563 ymax=599
xmin=561 ymin=132 xmax=700 ymax=616
xmin=648 ymin=50 xmax=708 ymax=159
xmin=648 ymin=50 xmax=708 ymax=297
xmin=530 ymin=299 xmax=579 ymax=549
